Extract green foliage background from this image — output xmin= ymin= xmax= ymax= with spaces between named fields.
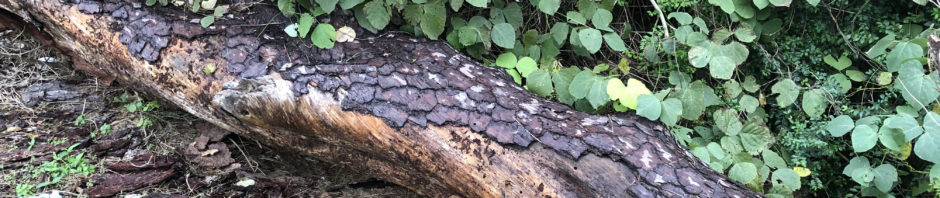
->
xmin=155 ymin=0 xmax=940 ymax=196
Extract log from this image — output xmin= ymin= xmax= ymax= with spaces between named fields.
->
xmin=0 ymin=1 xmax=761 ymax=197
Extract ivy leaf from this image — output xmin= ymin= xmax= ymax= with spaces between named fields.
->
xmin=883 ymin=114 xmax=922 ymax=141
xmin=553 ymin=67 xmax=580 ymax=105
xmin=688 ymin=46 xmax=710 ymax=68
xmin=872 ymin=164 xmax=897 ymax=192
xmin=878 ymin=126 xmax=906 ymax=152
xmin=200 ymin=16 xmax=215 ymax=28
xmin=915 ymin=112 xmax=940 ymax=163
xmin=714 ymin=108 xmax=743 ymax=136
xmin=298 ymin=13 xmax=315 ymax=38
xmin=769 ymin=0 xmax=793 ymax=6
xmin=448 ymin=0 xmax=463 ymax=11
xmin=538 ymin=0 xmax=560 ymax=15
xmin=311 ymin=23 xmax=336 ymax=49
xmin=771 ymin=169 xmax=801 ymax=190
xmin=579 ymin=28 xmax=603 ymax=54
xmin=739 ymin=95 xmax=759 ymax=113
xmin=515 ymin=57 xmax=538 ymax=78
xmin=825 ymin=73 xmax=851 ymax=94
xmin=667 ymin=12 xmax=693 ymax=25
xmin=729 ymin=162 xmax=758 ymax=184
xmin=506 ymin=68 xmax=522 ymax=84
xmin=603 ymin=33 xmax=626 ymax=52
xmin=566 ymin=11 xmax=586 ymax=25
xmin=931 ymin=165 xmax=940 ymax=180
xmin=851 ymin=125 xmax=878 ymax=153
xmin=845 ymin=70 xmax=867 ymax=82
xmin=708 ymin=56 xmax=735 ymax=79
xmin=495 ymin=53 xmax=517 ymax=69
xmin=466 ymin=0 xmax=487 ymax=7
xmin=711 ymin=0 xmax=736 ymax=14
xmin=569 ymin=70 xmax=596 ymax=100
xmin=283 ymin=23 xmax=299 ymax=37
xmin=771 ymin=79 xmax=799 ymax=107
xmin=823 ymin=55 xmax=852 ymax=71
xmin=636 ymin=95 xmax=662 ymax=120
xmin=526 ymin=70 xmax=553 ymax=97
xmin=753 ymin=0 xmax=770 ymax=9
xmin=742 ymin=75 xmax=760 ymax=92
xmin=826 ymin=115 xmax=854 ymax=137
xmin=491 ymin=23 xmax=516 ymax=49
xmin=895 ymin=71 xmax=938 ymax=110
xmin=457 ymin=26 xmax=479 ymax=46
xmin=364 ymin=1 xmax=390 ymax=29
xmin=618 ymin=78 xmax=653 ymax=109
xmin=591 ymin=9 xmax=613 ymax=31
xmin=734 ymin=25 xmax=757 ymax=43
xmin=660 ymin=98 xmax=683 ymax=126
xmin=724 ymin=80 xmax=742 ymax=99
xmin=340 ymin=0 xmax=365 ymax=9
xmin=793 ymin=167 xmax=812 ymax=177
xmin=740 ymin=121 xmax=774 ymax=155
xmin=679 ymin=81 xmax=719 ymax=120
xmin=806 ymin=0 xmax=820 ymax=6
xmin=877 ymin=72 xmax=893 ymax=85
xmin=801 ymin=89 xmax=827 ymax=118
xmin=843 ymin=157 xmax=874 ymax=185
xmin=866 ymin=34 xmax=895 ymax=58
xmin=588 ymin=79 xmax=610 ymax=109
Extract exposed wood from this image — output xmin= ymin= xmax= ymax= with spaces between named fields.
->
xmin=0 ymin=1 xmax=761 ymax=197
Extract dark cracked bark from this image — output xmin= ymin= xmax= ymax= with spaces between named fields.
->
xmin=0 ymin=0 xmax=761 ymax=197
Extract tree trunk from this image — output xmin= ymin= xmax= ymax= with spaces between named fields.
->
xmin=0 ymin=1 xmax=761 ymax=197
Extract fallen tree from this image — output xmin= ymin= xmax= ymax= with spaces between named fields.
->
xmin=0 ymin=0 xmax=761 ymax=197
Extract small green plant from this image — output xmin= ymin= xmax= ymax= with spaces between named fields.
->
xmin=74 ymin=114 xmax=87 ymax=126
xmin=92 ymin=123 xmax=111 ymax=138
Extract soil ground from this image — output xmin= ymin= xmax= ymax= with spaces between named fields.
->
xmin=0 ymin=25 xmax=420 ymax=197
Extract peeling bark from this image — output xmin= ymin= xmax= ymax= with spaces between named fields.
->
xmin=0 ymin=1 xmax=762 ymax=197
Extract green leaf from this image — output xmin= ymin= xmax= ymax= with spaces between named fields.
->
xmin=200 ymin=16 xmax=215 ymax=28
xmin=526 ymin=70 xmax=553 ymax=97
xmin=806 ymin=0 xmax=819 ymax=6
xmin=688 ymin=46 xmax=710 ymax=68
xmin=851 ymin=125 xmax=878 ymax=153
xmin=739 ymin=95 xmax=759 ymax=113
xmin=364 ymin=1 xmax=390 ymax=29
xmin=538 ymin=0 xmax=560 ymax=15
xmin=603 ymin=33 xmax=626 ymax=52
xmin=740 ymin=121 xmax=774 ymax=155
xmin=753 ymin=0 xmax=770 ymax=9
xmin=931 ymin=165 xmax=940 ymax=180
xmin=283 ymin=24 xmax=299 ymax=37
xmin=340 ymin=0 xmax=366 ymax=9
xmin=886 ymin=41 xmax=924 ymax=72
xmin=729 ymin=162 xmax=758 ymax=184
xmin=311 ymin=23 xmax=336 ymax=49
xmin=298 ymin=13 xmax=315 ymax=38
xmin=591 ymin=9 xmax=613 ymax=31
xmin=884 ymin=114 xmax=922 ymax=141
xmin=866 ymin=34 xmax=895 ymax=58
xmin=823 ymin=55 xmax=852 ymax=71
xmin=733 ymin=0 xmax=755 ymax=18
xmin=316 ymin=0 xmax=340 ymax=13
xmin=569 ymin=70 xmax=596 ymax=100
xmin=466 ymin=0 xmax=487 ymax=7
xmin=553 ymin=67 xmax=580 ymax=105
xmin=495 ymin=53 xmax=517 ymax=69
xmin=420 ymin=1 xmax=447 ymax=40
xmin=769 ymin=0 xmax=792 ymax=6
xmin=579 ymin=28 xmax=603 ymax=54
xmin=588 ymin=79 xmax=610 ymax=109
xmin=825 ymin=73 xmax=852 ymax=94
xmin=667 ymin=12 xmax=693 ymax=25
xmin=771 ymin=79 xmax=799 ymax=107
xmin=742 ymin=75 xmax=760 ymax=92
xmin=771 ymin=169 xmax=801 ymax=190
xmin=516 ymin=57 xmax=538 ymax=77
xmin=711 ymin=0 xmax=736 ymax=14
xmin=636 ymin=95 xmax=662 ymax=120
xmin=715 ymin=109 xmax=743 ymax=136
xmin=457 ymin=26 xmax=479 ymax=46
xmin=708 ymin=56 xmax=735 ymax=79
xmin=872 ymin=164 xmax=897 ymax=192
xmin=566 ymin=11 xmax=586 ymax=25
xmin=762 ymin=150 xmax=787 ymax=169
xmin=724 ymin=80 xmax=742 ymax=99
xmin=661 ymin=98 xmax=683 ymax=126
xmin=491 ymin=23 xmax=516 ymax=49
xmin=550 ymin=23 xmax=569 ymax=44
xmin=845 ymin=70 xmax=867 ymax=82
xmin=878 ymin=125 xmax=906 ymax=152
xmin=915 ymin=112 xmax=940 ymax=163
xmin=448 ymin=0 xmax=463 ymax=11
xmin=826 ymin=115 xmax=855 ymax=137
xmin=506 ymin=68 xmax=522 ymax=84
xmin=679 ymin=81 xmax=719 ymax=120
xmin=895 ymin=71 xmax=938 ymax=110
xmin=843 ymin=156 xmax=874 ymax=185
xmin=734 ymin=25 xmax=757 ymax=43
xmin=801 ymin=89 xmax=827 ymax=118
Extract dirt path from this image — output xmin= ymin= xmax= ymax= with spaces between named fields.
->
xmin=0 ymin=25 xmax=419 ymax=198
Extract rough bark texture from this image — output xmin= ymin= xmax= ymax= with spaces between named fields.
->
xmin=0 ymin=1 xmax=762 ymax=197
